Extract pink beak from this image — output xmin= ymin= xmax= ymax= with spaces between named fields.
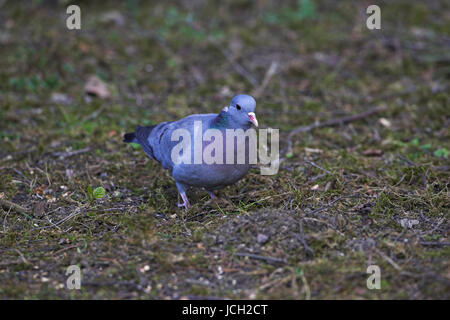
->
xmin=247 ymin=112 xmax=258 ymax=127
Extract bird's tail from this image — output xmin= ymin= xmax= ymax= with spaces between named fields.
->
xmin=123 ymin=132 xmax=137 ymax=143
xmin=123 ymin=125 xmax=157 ymax=160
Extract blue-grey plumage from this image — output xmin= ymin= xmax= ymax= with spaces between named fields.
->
xmin=123 ymin=94 xmax=258 ymax=208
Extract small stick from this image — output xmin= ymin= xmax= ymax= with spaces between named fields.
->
xmin=51 ymin=147 xmax=90 ymax=160
xmin=305 ymin=161 xmax=332 ymax=175
xmin=53 ymin=244 xmax=80 ymax=255
xmin=397 ymin=154 xmax=417 ymax=166
xmin=296 ymin=221 xmax=314 ymax=255
xmin=419 ymin=241 xmax=450 ymax=247
xmin=376 ymin=249 xmax=402 ymax=271
xmin=253 ymin=61 xmax=279 ymax=97
xmin=235 ymin=252 xmax=287 ymax=264
xmin=289 ymin=105 xmax=387 ymax=137
xmin=433 ymin=166 xmax=449 ymax=172
xmin=0 ymin=198 xmax=32 ymax=219
xmin=285 ymin=105 xmax=387 ymax=154
xmin=15 ymin=249 xmax=31 ymax=265
xmin=307 ymin=196 xmax=345 ymax=216
xmin=216 ymin=45 xmax=259 ymax=87
xmin=81 ymin=104 xmax=107 ymax=123
xmin=185 ymin=20 xmax=258 ymax=87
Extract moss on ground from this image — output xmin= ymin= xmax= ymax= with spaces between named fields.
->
xmin=0 ymin=0 xmax=448 ymax=299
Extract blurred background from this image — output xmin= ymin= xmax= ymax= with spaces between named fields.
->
xmin=0 ymin=0 xmax=448 ymax=299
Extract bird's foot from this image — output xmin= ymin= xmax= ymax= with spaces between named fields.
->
xmin=177 ymin=192 xmax=191 ymax=209
xmin=206 ymin=191 xmax=232 ymax=207
xmin=207 ymin=191 xmax=218 ymax=200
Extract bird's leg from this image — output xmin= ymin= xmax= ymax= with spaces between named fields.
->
xmin=176 ymin=182 xmax=191 ymax=209
xmin=207 ymin=191 xmax=217 ymax=200
xmin=177 ymin=192 xmax=191 ymax=209
xmin=206 ymin=190 xmax=232 ymax=207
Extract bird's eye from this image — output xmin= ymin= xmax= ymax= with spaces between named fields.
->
xmin=236 ymin=104 xmax=241 ymax=110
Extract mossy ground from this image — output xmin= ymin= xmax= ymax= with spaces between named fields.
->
xmin=0 ymin=0 xmax=448 ymax=299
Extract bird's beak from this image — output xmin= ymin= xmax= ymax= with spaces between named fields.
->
xmin=248 ymin=112 xmax=258 ymax=127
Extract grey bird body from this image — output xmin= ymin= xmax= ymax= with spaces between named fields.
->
xmin=124 ymin=94 xmax=258 ymax=208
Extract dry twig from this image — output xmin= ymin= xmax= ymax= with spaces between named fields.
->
xmin=51 ymin=147 xmax=91 ymax=160
xmin=235 ymin=252 xmax=287 ymax=264
xmin=0 ymin=198 xmax=31 ymax=217
xmin=285 ymin=105 xmax=388 ymax=155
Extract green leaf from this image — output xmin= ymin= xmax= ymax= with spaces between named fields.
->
xmin=286 ymin=152 xmax=294 ymax=159
xmin=264 ymin=12 xmax=281 ymax=24
xmin=392 ymin=140 xmax=407 ymax=147
xmin=410 ymin=138 xmax=419 ymax=146
xmin=166 ymin=57 xmax=179 ymax=69
xmin=93 ymin=187 xmax=106 ymax=199
xmin=420 ymin=143 xmax=432 ymax=149
xmin=298 ymin=0 xmax=316 ymax=20
xmin=87 ymin=186 xmax=93 ymax=202
xmin=434 ymin=148 xmax=449 ymax=159
xmin=295 ymin=267 xmax=304 ymax=277
xmin=130 ymin=142 xmax=141 ymax=150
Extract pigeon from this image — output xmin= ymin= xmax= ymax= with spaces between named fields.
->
xmin=123 ymin=94 xmax=258 ymax=209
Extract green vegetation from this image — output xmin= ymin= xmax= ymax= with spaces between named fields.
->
xmin=0 ymin=0 xmax=448 ymax=299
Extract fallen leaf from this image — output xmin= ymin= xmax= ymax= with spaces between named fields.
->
xmin=78 ymin=42 xmax=90 ymax=53
xmin=65 ymin=169 xmax=75 ymax=181
xmin=314 ymin=52 xmax=339 ymax=66
xmin=84 ymin=75 xmax=110 ymax=99
xmin=257 ymin=233 xmax=269 ymax=244
xmin=32 ymin=201 xmax=46 ymax=218
xmin=51 ymin=92 xmax=72 ymax=105
xmin=169 ymin=254 xmax=184 ymax=263
xmin=379 ymin=118 xmax=392 ymax=128
xmin=107 ymin=130 xmax=117 ymax=138
xmin=196 ymin=243 xmax=205 ymax=250
xmin=363 ymin=149 xmax=384 ymax=156
xmin=298 ymin=79 xmax=309 ymax=91
xmin=305 ymin=147 xmax=323 ymax=154
xmin=33 ymin=185 xmax=46 ymax=196
xmin=400 ymin=219 xmax=419 ymax=229
xmin=6 ymin=19 xmax=15 ymax=29
xmin=0 ymin=31 xmax=11 ymax=45
xmin=100 ymin=11 xmax=125 ymax=26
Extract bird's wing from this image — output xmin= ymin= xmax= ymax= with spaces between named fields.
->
xmin=148 ymin=114 xmax=217 ymax=171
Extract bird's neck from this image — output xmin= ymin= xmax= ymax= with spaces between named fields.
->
xmin=211 ymin=111 xmax=252 ymax=130
xmin=211 ymin=111 xmax=231 ymax=129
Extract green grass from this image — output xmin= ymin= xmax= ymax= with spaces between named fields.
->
xmin=0 ymin=0 xmax=448 ymax=299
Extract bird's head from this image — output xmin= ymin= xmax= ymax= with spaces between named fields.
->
xmin=223 ymin=94 xmax=258 ymax=128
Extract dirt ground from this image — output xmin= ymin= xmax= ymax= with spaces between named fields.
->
xmin=0 ymin=0 xmax=449 ymax=299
